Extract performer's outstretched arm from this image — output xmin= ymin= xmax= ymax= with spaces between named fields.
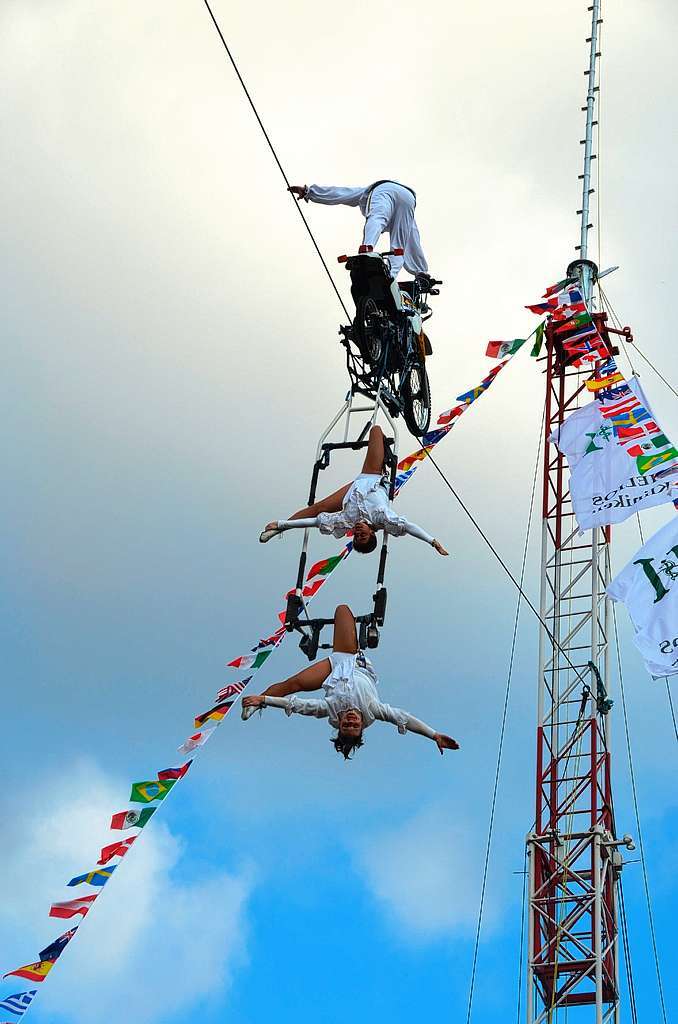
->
xmin=288 ymin=184 xmax=365 ymax=206
xmin=374 ymin=702 xmax=459 ymax=754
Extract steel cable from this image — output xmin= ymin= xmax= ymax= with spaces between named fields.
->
xmin=199 ymin=0 xmax=351 ymax=321
xmin=464 ymin=403 xmax=544 ymax=1022
xmin=611 ymin=602 xmax=668 ymax=1023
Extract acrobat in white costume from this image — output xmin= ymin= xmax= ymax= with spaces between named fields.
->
xmin=296 ymin=180 xmax=428 ymax=279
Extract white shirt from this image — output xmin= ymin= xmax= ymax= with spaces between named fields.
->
xmin=264 ymin=651 xmax=436 ymax=737
xmin=304 ymin=181 xmax=428 ymax=277
xmin=280 ymin=474 xmax=435 ymax=544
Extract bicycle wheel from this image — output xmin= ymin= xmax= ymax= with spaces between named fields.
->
xmin=353 ymin=296 xmax=383 ymax=364
xmin=401 ymin=359 xmax=431 ymax=437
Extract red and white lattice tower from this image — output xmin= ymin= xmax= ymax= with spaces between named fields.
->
xmin=525 ymin=3 xmax=631 ymax=1021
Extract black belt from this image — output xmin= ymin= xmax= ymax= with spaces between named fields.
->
xmin=365 ymin=179 xmax=416 ymax=211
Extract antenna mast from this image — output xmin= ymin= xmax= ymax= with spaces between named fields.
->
xmin=525 ymin=3 xmax=628 ymax=1022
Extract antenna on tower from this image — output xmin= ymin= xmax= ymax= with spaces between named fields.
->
xmin=568 ymin=0 xmax=602 ymax=304
xmin=525 ymin=4 xmax=629 ymax=1022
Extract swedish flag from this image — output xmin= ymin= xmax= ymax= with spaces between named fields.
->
xmin=68 ymin=865 xmax=117 ymax=887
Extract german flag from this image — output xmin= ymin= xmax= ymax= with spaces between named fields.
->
xmin=194 ymin=701 xmax=233 ymax=729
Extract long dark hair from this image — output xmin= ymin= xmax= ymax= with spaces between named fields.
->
xmin=352 ymin=531 xmax=378 ymax=554
xmin=331 ymin=733 xmax=365 ymax=760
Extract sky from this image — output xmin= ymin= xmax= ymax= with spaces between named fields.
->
xmin=1 ymin=1 xmax=676 ymax=1022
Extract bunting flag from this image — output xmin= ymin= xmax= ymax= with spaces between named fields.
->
xmin=68 ymin=866 xmax=116 ymax=887
xmin=589 ymin=360 xmax=678 ymax=479
xmin=98 ymin=838 xmax=136 ymax=865
xmin=3 ymin=962 xmax=54 ymax=984
xmin=526 ymin=281 xmax=610 ymax=366
xmin=158 ymin=762 xmax=192 ymax=781
xmin=553 ymin=312 xmax=593 ymax=334
xmin=0 ymin=992 xmax=37 ymax=1018
xmin=530 ymin=321 xmax=545 ymax=358
xmin=485 ymin=338 xmax=526 ymax=359
xmin=39 ymin=929 xmax=77 ymax=962
xmin=543 ymin=276 xmax=577 ymax=297
xmin=214 ymin=680 xmax=249 ymax=704
xmin=456 ymin=362 xmax=507 ymax=406
xmin=194 ymin=702 xmax=233 ymax=728
xmin=306 ymin=552 xmax=347 ymax=581
xmin=178 ymin=727 xmax=216 ymax=754
xmin=110 ymin=807 xmax=155 ymax=831
xmin=1 ymin=319 xmax=529 ymax=1017
xmin=49 ymin=896 xmax=97 ymax=920
xmin=227 ymin=651 xmax=271 ymax=670
xmin=436 ymin=361 xmax=509 ymax=428
xmin=551 ymin=376 xmax=678 ymax=531
xmin=254 ymin=627 xmax=286 ymax=649
xmin=129 ymin=779 xmax=176 ymax=804
xmin=525 ymin=301 xmax=552 ymax=316
xmin=436 ymin=404 xmax=465 ymax=427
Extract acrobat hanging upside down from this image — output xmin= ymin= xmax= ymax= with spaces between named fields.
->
xmin=242 ymin=604 xmax=459 ymax=760
xmin=259 ymin=425 xmax=448 ymax=556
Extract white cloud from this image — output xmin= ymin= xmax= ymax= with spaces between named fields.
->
xmin=0 ymin=758 xmax=254 ymax=1024
xmin=354 ymin=804 xmax=489 ymax=940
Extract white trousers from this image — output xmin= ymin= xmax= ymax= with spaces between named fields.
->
xmin=361 ymin=183 xmax=428 ymax=278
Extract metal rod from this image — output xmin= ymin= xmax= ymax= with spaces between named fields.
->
xmin=579 ymin=0 xmax=602 ymax=301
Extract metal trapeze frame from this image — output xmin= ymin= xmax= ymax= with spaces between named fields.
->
xmin=284 ymin=385 xmax=399 ymax=660
xmin=525 ymin=4 xmax=632 ymax=1022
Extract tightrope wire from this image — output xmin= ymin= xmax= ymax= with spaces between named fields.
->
xmin=635 ymin=515 xmax=678 ymax=747
xmin=612 ymin=602 xmax=668 ymax=1023
xmin=200 ymin=0 xmax=351 ymax=321
xmin=464 ymin=402 xmax=544 ymax=1023
xmin=599 ymin=284 xmax=677 ymax=398
xmin=423 ymin=448 xmax=594 ymax=697
xmin=630 ymin=342 xmax=678 ymax=400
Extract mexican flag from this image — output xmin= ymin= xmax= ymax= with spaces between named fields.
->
xmin=227 ymin=651 xmax=270 ymax=670
xmin=485 ymin=338 xmax=525 ymax=359
xmin=110 ymin=807 xmax=155 ymax=830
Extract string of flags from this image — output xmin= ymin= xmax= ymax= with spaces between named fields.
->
xmin=527 ymin=278 xmax=678 ymax=525
xmin=528 ymin=277 xmax=677 ymax=679
xmin=0 ymin=314 xmax=559 ymax=1019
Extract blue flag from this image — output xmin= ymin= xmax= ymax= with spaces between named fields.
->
xmin=68 ymin=865 xmax=116 ymax=887
xmin=0 ymin=991 xmax=37 ymax=1017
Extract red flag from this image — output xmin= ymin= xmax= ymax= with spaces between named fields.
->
xmin=158 ymin=761 xmax=192 ymax=781
xmin=215 ymin=679 xmax=248 ymax=703
xmin=437 ymin=404 xmax=465 ymax=426
xmin=49 ymin=896 xmax=97 ymax=920
xmin=98 ymin=837 xmax=137 ymax=865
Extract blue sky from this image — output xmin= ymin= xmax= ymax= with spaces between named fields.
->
xmin=1 ymin=1 xmax=676 ymax=1022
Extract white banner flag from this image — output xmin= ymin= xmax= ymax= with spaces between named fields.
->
xmin=551 ymin=378 xmax=678 ymax=531
xmin=607 ymin=516 xmax=678 ymax=678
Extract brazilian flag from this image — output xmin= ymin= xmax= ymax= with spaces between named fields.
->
xmin=129 ymin=779 xmax=176 ymax=804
